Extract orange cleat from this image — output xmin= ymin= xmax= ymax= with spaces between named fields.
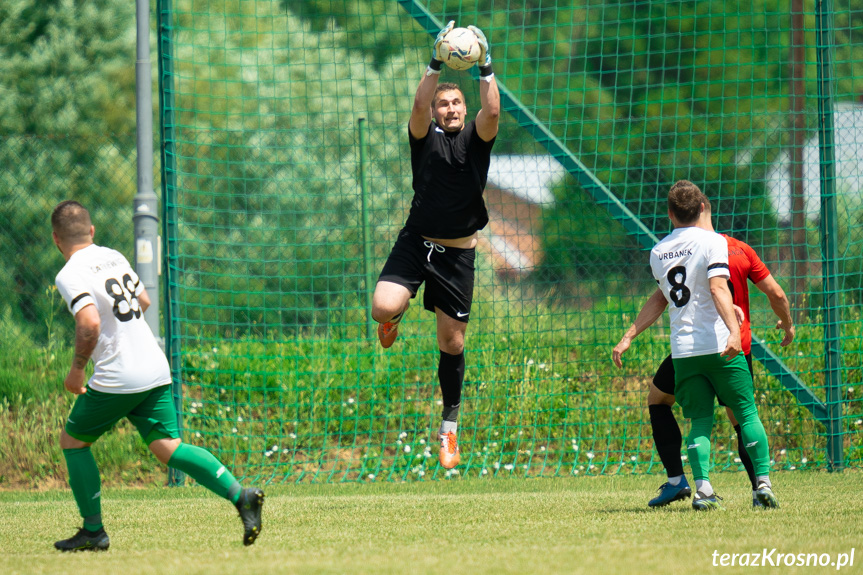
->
xmin=439 ymin=430 xmax=461 ymax=469
xmin=377 ymin=303 xmax=408 ymax=349
xmin=377 ymin=321 xmax=399 ymax=348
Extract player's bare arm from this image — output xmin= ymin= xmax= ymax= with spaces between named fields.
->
xmin=66 ymin=304 xmax=100 ymax=395
xmin=755 ymin=274 xmax=794 ymax=346
xmin=409 ymin=72 xmax=438 ymax=139
xmin=410 ymin=20 xmax=453 ymax=139
xmin=709 ymin=276 xmax=741 ymax=359
xmin=469 ymin=24 xmax=499 ymax=142
xmin=613 ymin=288 xmax=667 ymax=368
xmin=475 ymin=74 xmax=500 ymax=142
xmin=139 ymin=288 xmax=152 ymax=314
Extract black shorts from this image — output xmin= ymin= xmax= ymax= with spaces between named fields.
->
xmin=378 ymin=228 xmax=475 ymax=323
xmin=653 ymin=353 xmax=754 ymax=405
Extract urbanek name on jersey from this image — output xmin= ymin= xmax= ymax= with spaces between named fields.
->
xmin=657 ymin=248 xmax=693 ymax=260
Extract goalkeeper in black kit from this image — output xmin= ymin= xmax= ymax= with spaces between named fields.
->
xmin=371 ymin=21 xmax=500 ymax=469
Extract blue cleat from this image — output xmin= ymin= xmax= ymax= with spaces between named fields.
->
xmin=753 ymin=483 xmax=779 ymax=509
xmin=648 ymin=477 xmax=692 ymax=507
xmin=691 ymin=490 xmax=723 ymax=511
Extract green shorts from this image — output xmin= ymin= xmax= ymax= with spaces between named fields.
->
xmin=673 ymin=354 xmax=754 ymax=420
xmin=65 ymin=384 xmax=180 ymax=445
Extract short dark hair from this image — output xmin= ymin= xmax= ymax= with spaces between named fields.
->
xmin=432 ymin=82 xmax=464 ymax=106
xmin=52 ymin=200 xmax=92 ymax=244
xmin=667 ymin=180 xmax=706 ymax=225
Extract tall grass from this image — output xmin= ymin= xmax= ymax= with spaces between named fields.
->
xmin=2 ymin=299 xmax=860 ymax=489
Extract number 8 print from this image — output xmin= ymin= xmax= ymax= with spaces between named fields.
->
xmin=667 ymin=265 xmax=691 ymax=307
xmin=104 ymin=274 xmax=141 ymax=322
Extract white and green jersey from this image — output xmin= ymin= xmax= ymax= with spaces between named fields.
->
xmin=649 ymin=226 xmax=731 ymax=358
xmin=55 ymin=244 xmax=171 ymax=394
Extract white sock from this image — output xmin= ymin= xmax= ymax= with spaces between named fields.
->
xmin=695 ymin=480 xmax=714 ymax=496
xmin=440 ymin=420 xmax=457 ymax=435
xmin=667 ymin=475 xmax=684 ymax=486
xmin=756 ymin=475 xmax=771 ymax=488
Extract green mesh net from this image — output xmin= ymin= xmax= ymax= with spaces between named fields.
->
xmin=158 ymin=0 xmax=863 ymax=483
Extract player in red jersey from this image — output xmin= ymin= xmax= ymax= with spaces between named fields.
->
xmin=613 ymin=196 xmax=794 ymax=508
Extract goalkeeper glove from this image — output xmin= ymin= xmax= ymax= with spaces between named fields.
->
xmin=468 ymin=25 xmax=493 ymax=79
xmin=433 ymin=20 xmax=455 ymax=61
xmin=427 ymin=20 xmax=454 ymax=74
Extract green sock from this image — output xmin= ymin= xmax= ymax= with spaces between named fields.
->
xmin=686 ymin=416 xmax=714 ymax=482
xmin=167 ymin=443 xmax=242 ymax=503
xmin=63 ymin=447 xmax=103 ymax=531
xmin=737 ymin=410 xmax=772 ymax=476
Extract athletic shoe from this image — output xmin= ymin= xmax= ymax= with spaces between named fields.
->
xmin=377 ymin=321 xmax=399 ymax=348
xmin=648 ymin=477 xmax=692 ymax=507
xmin=236 ymin=487 xmax=265 ymax=546
xmin=54 ymin=527 xmax=110 ymax=552
xmin=691 ymin=491 xmax=723 ymax=511
xmin=439 ymin=430 xmax=461 ymax=469
xmin=377 ymin=305 xmax=407 ymax=349
xmin=753 ymin=483 xmax=779 ymax=509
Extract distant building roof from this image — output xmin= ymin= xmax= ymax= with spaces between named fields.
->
xmin=487 ymin=155 xmax=565 ymax=205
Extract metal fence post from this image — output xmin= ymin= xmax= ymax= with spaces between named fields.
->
xmin=359 ymin=118 xmax=374 ymax=339
xmin=157 ymin=0 xmax=185 ymax=486
xmin=815 ymin=0 xmax=844 ymax=471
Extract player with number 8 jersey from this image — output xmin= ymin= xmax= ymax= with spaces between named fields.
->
xmin=649 ymin=216 xmax=731 ymax=359
xmin=648 ymin=181 xmax=777 ymax=511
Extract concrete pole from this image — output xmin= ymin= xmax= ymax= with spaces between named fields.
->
xmin=134 ymin=0 xmax=162 ymax=348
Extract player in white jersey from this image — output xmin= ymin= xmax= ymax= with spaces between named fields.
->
xmin=649 ymin=182 xmax=777 ymax=510
xmin=51 ymin=201 xmax=264 ymax=551
xmin=650 ymin=213 xmax=732 ymax=359
xmin=55 ymin=244 xmax=171 ymax=393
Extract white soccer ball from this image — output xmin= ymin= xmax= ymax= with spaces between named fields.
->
xmin=437 ymin=27 xmax=481 ymax=71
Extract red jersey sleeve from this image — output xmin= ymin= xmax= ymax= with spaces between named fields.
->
xmin=742 ymin=241 xmax=770 ymax=284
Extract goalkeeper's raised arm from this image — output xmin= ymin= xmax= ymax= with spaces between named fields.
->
xmin=469 ymin=25 xmax=500 ymax=142
xmin=409 ymin=20 xmax=453 ymax=140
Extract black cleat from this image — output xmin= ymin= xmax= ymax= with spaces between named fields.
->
xmin=54 ymin=527 xmax=110 ymax=552
xmin=235 ymin=487 xmax=265 ymax=546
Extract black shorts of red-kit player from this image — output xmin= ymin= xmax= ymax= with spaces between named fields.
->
xmin=378 ymin=228 xmax=475 ymax=323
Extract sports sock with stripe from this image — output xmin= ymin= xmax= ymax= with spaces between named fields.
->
xmin=686 ymin=415 xmax=714 ymax=483
xmin=167 ymin=443 xmax=242 ymax=503
xmin=63 ymin=447 xmax=103 ymax=531
xmin=733 ymin=405 xmax=771 ymax=477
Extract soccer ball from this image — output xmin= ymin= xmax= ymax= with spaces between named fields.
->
xmin=437 ymin=27 xmax=481 ymax=71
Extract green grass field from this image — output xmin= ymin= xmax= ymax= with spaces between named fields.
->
xmin=1 ymin=473 xmax=860 ymax=574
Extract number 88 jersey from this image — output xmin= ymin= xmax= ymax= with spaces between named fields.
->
xmin=55 ymin=244 xmax=171 ymax=393
xmin=649 ymin=227 xmax=731 ymax=358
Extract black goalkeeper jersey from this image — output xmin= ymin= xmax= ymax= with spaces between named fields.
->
xmin=404 ymin=120 xmax=496 ymax=239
